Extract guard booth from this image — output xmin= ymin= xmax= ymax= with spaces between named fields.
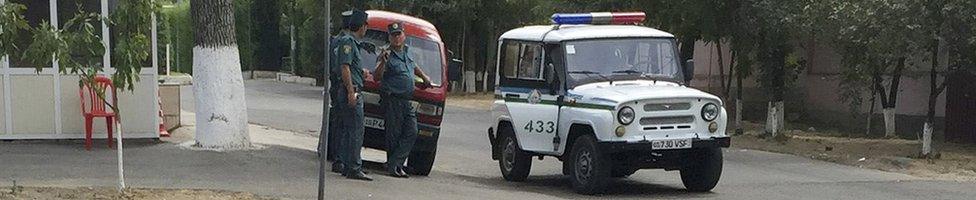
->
xmin=0 ymin=0 xmax=160 ymax=139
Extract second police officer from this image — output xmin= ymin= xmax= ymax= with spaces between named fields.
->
xmin=374 ymin=21 xmax=433 ymax=178
xmin=333 ymin=9 xmax=372 ymax=181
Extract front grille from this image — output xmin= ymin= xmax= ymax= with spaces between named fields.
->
xmin=644 ymin=103 xmax=691 ymax=112
xmin=639 ymin=116 xmax=695 ymax=125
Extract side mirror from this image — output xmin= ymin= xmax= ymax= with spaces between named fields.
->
xmin=683 ymin=59 xmax=695 ymax=84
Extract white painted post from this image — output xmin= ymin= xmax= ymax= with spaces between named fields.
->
xmin=166 ymin=44 xmax=171 ymax=76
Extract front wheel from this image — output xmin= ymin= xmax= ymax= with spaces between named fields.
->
xmin=680 ymin=147 xmax=723 ymax=192
xmin=569 ymin=135 xmax=610 ymax=195
xmin=408 ymin=149 xmax=436 ymax=176
xmin=499 ymin=131 xmax=532 ymax=182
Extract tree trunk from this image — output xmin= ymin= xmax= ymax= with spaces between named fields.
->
xmin=865 ymin=92 xmax=876 ymax=137
xmin=765 ymin=101 xmax=785 ymax=137
xmin=735 ymin=69 xmax=743 ymax=135
xmin=922 ymin=37 xmax=944 ymax=157
xmin=717 ymin=42 xmax=726 ymax=97
xmin=192 ymin=0 xmax=250 ymax=149
xmin=725 ymin=51 xmax=736 ymax=99
xmin=879 ymin=58 xmax=907 ymax=138
xmin=883 ymin=108 xmax=896 ymax=138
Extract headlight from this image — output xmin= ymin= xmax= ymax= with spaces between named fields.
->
xmin=416 ymin=103 xmax=443 ymax=116
xmin=701 ymin=103 xmax=719 ymax=122
xmin=617 ymin=106 xmax=635 ymax=125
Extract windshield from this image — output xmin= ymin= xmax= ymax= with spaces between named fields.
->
xmin=564 ymin=38 xmax=683 ymax=87
xmin=360 ymin=30 xmax=444 ymax=85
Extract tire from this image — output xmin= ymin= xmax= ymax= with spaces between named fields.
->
xmin=611 ymin=167 xmax=638 ymax=178
xmin=498 ymin=129 xmax=532 ymax=182
xmin=680 ymin=147 xmax=723 ymax=192
xmin=408 ymin=149 xmax=436 ymax=176
xmin=569 ymin=135 xmax=610 ymax=195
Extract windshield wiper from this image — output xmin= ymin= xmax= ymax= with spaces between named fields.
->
xmin=568 ymin=70 xmax=613 ymax=84
xmin=611 ymin=69 xmax=644 ymax=75
xmin=611 ymin=70 xmax=666 ymax=84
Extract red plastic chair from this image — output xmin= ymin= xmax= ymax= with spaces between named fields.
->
xmin=80 ymin=76 xmax=118 ymax=150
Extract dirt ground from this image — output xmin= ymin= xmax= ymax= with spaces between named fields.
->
xmin=733 ymin=122 xmax=976 ymax=182
xmin=0 ymin=187 xmax=273 ymax=200
xmin=446 ymin=93 xmax=493 ymax=110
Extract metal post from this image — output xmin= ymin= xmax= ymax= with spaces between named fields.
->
xmin=318 ymin=1 xmax=331 ymax=200
xmin=166 ymin=44 xmax=171 ymax=76
xmin=290 ymin=25 xmax=296 ymax=75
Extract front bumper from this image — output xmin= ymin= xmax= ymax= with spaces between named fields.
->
xmin=596 ymin=137 xmax=731 ymax=170
xmin=597 ymin=137 xmax=730 ymax=153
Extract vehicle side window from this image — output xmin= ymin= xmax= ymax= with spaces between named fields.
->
xmin=517 ymin=44 xmax=544 ymax=80
xmin=498 ymin=40 xmax=548 ymax=89
xmin=501 ymin=42 xmax=520 ymax=78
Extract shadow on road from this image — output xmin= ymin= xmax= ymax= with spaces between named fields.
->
xmin=450 ymin=173 xmax=717 ymax=199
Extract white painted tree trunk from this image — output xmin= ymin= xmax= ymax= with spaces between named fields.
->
xmin=765 ymin=101 xmax=785 ymax=137
xmin=193 ymin=46 xmax=251 ymax=149
xmin=922 ymin=122 xmax=933 ymax=156
xmin=883 ymin=108 xmax=896 ymax=138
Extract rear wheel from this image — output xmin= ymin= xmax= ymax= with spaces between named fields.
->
xmin=680 ymin=147 xmax=723 ymax=192
xmin=569 ymin=135 xmax=609 ymax=195
xmin=498 ymin=129 xmax=532 ymax=182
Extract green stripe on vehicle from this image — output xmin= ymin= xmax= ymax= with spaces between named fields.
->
xmin=499 ymin=97 xmax=614 ymax=110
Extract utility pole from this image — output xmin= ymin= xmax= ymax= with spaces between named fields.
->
xmin=318 ymin=1 xmax=331 ymax=200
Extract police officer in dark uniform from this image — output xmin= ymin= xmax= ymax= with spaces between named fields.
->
xmin=321 ymin=10 xmax=352 ymax=172
xmin=333 ymin=9 xmax=372 ymax=181
xmin=374 ymin=21 xmax=433 ymax=178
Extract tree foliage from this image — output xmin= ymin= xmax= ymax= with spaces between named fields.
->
xmin=0 ymin=2 xmax=29 ymax=58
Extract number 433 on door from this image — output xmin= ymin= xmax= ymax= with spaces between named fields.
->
xmin=523 ymin=120 xmax=555 ymax=134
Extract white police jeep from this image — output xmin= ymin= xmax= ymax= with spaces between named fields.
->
xmin=486 ymin=12 xmax=730 ymax=194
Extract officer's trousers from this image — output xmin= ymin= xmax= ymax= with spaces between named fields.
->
xmin=384 ymin=96 xmax=417 ymax=172
xmin=336 ymin=88 xmax=365 ymax=174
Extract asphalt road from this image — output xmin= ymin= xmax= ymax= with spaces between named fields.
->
xmin=181 ymin=79 xmax=975 ymax=199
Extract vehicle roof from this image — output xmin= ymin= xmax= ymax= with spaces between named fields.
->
xmin=365 ymin=10 xmax=442 ymax=42
xmin=499 ymin=25 xmax=674 ymax=43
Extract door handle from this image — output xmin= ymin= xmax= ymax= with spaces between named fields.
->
xmin=505 ymin=94 xmax=520 ymax=98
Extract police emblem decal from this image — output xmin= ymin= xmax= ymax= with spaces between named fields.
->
xmin=528 ymin=89 xmax=542 ymax=104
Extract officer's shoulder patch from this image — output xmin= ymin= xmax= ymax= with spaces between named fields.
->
xmin=343 ymin=45 xmax=352 ymax=53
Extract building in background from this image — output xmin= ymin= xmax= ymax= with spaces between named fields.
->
xmin=0 ymin=0 xmax=160 ymax=139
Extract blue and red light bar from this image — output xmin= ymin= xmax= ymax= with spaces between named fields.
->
xmin=551 ymin=12 xmax=646 ymax=25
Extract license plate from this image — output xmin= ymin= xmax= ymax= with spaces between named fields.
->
xmin=364 ymin=117 xmax=385 ymax=130
xmin=651 ymin=138 xmax=692 ymax=150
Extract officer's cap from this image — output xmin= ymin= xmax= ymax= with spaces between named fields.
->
xmin=388 ymin=22 xmax=404 ymax=35
xmin=344 ymin=9 xmax=368 ymax=29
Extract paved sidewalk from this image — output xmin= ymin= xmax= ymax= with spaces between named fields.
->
xmin=0 ymin=110 xmax=558 ymax=200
